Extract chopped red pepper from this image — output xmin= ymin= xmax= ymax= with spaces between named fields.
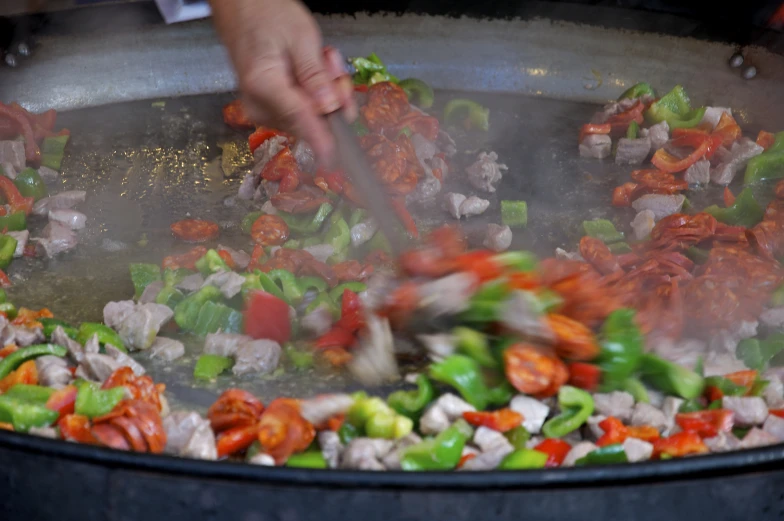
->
xmin=453 ymin=251 xmax=503 ymax=284
xmin=567 ymin=362 xmax=601 ymax=392
xmin=58 ymin=414 xmax=97 ymax=444
xmin=0 ymin=269 xmax=11 ymax=288
xmin=653 ymin=431 xmax=708 ymax=458
xmin=535 ymin=438 xmax=572 ymax=467
xmin=247 ymin=244 xmax=266 ymax=272
xmin=45 ymin=385 xmax=78 ymax=420
xmin=244 ymin=290 xmax=291 ymax=344
xmin=314 ymin=326 xmax=355 ymax=350
xmin=0 ymin=360 xmax=36 ymax=392
xmin=651 ymin=133 xmax=719 ymax=173
xmin=457 ymin=453 xmax=476 ymax=469
xmin=724 ymin=187 xmax=736 ymax=207
xmin=249 ymin=127 xmax=287 ymax=153
xmin=578 ymin=123 xmax=612 ymax=144
xmin=0 ymin=345 xmax=18 ymax=358
xmin=222 ymin=99 xmax=254 ymax=130
xmin=675 ymin=409 xmax=734 ymax=438
xmin=712 ymin=112 xmax=742 ymax=147
xmin=725 ymin=370 xmax=759 ymax=390
xmin=217 ymin=249 xmax=236 ymax=269
xmin=0 ymin=103 xmax=40 ymax=165
xmin=757 ymin=130 xmax=776 ymax=150
xmin=626 ymin=425 xmax=661 ymax=443
xmin=0 ymin=176 xmax=33 ymax=215
xmin=769 ymin=409 xmax=784 ymax=419
xmin=507 ymin=272 xmax=539 ymax=291
xmin=354 ymin=84 xmax=369 ymax=93
xmin=257 ymin=398 xmax=315 ymax=465
xmin=462 ymin=409 xmax=523 ymax=433
xmin=596 ymin=416 xmax=660 ymax=446
xmin=336 ymin=290 xmax=364 ymax=333
xmin=606 ymin=101 xmax=645 ymax=134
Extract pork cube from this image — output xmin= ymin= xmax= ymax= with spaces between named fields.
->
xmin=722 ymin=396 xmax=768 ymax=426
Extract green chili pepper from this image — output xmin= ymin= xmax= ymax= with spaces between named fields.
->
xmin=0 ymin=302 xmax=17 ymax=320
xmin=328 ymin=282 xmax=366 ymax=303
xmin=279 ymin=203 xmax=334 ymax=234
xmin=0 ymin=343 xmax=67 ymax=380
xmin=368 ymin=71 xmax=398 ymax=85
xmin=267 ymin=269 xmax=303 ymax=304
xmin=504 ymin=426 xmax=531 ymax=450
xmin=583 ymin=219 xmax=625 ymax=244
xmin=0 ymin=395 xmax=59 ymax=432
xmin=733 ymin=426 xmax=752 ymax=439
xmin=621 ymin=377 xmax=650 ymax=403
xmin=40 ymin=134 xmax=69 ymax=171
xmin=453 ymin=326 xmax=497 ymax=368
xmin=348 ymin=209 xmax=367 ymax=228
xmin=194 ymin=354 xmax=233 ymax=380
xmin=619 ymin=82 xmax=655 ymax=101
xmin=156 ymin=286 xmax=184 ymax=310
xmin=324 ymin=218 xmax=351 ymax=257
xmin=575 ymin=443 xmax=628 ymax=465
xmin=129 ymin=263 xmax=162 ymax=299
xmin=429 ymin=355 xmax=492 ymax=409
xmin=38 ymin=318 xmax=77 ymax=339
xmin=303 ymin=293 xmax=340 ymax=320
xmin=639 ymin=353 xmax=704 ymax=399
xmin=387 ymin=374 xmax=434 ymax=420
xmin=596 ymin=309 xmax=644 ymax=391
xmin=297 ymin=276 xmax=328 ymax=295
xmin=744 ymin=132 xmax=784 ymax=184
xmin=13 ymin=168 xmax=47 ymax=201
xmin=0 ymin=211 xmax=27 ymax=232
xmin=284 ymin=343 xmax=314 ymax=370
xmin=443 ymin=99 xmax=490 ymax=131
xmin=704 ymin=187 xmax=764 ymax=228
xmin=498 ymin=448 xmax=549 ymax=470
xmin=350 ymin=53 xmax=394 ymax=85
xmin=77 ymin=323 xmax=126 ymax=353
xmin=191 ymin=301 xmax=243 ymax=337
xmin=501 ymin=200 xmax=528 ymax=228
xmin=541 ymin=385 xmax=594 ymax=438
xmin=686 ymin=246 xmax=710 ymax=265
xmin=74 ymin=380 xmax=126 ymax=418
xmin=0 ymin=234 xmax=17 ymax=270
xmin=398 ymin=78 xmax=435 ymax=108
xmin=644 ymin=85 xmax=706 ymax=129
xmin=286 ymin=451 xmax=328 ymax=469
xmin=626 ymin=121 xmax=640 ymax=140
xmin=241 ymin=211 xmax=264 ymax=234
xmin=174 ymin=285 xmax=222 ymax=331
xmin=400 ymin=420 xmax=472 ymax=471
xmin=195 ymin=249 xmax=230 ymax=276
xmin=4 ymin=384 xmax=55 ymax=404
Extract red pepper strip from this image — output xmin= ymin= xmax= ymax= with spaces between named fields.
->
xmin=535 ymin=438 xmax=571 ymax=467
xmin=462 ymin=409 xmax=523 ymax=433
xmin=606 ymin=101 xmax=645 ymax=134
xmin=457 ymin=453 xmax=476 ymax=469
xmin=217 ymin=249 xmax=236 ymax=269
xmin=390 ymin=197 xmax=419 ymax=238
xmin=216 ymin=423 xmax=262 ymax=458
xmin=653 ymin=431 xmax=708 ymax=459
xmin=453 ymin=251 xmax=503 ymax=284
xmin=578 ymin=123 xmax=611 ymax=144
xmin=596 ymin=417 xmax=627 ymax=447
xmin=670 ymin=128 xmax=723 ymax=161
xmin=650 ymin=135 xmax=714 ymax=173
xmin=314 ymin=326 xmax=355 ymax=350
xmin=507 ymin=272 xmax=539 ymax=291
xmin=757 ymin=130 xmax=776 ymax=150
xmin=0 ymin=269 xmax=12 ymax=288
xmin=675 ymin=409 xmax=734 ymax=438
xmin=703 ymin=370 xmax=758 ymax=402
xmin=249 ymin=127 xmax=284 ymax=153
xmin=724 ymin=187 xmax=736 ymax=207
xmin=45 ymin=385 xmax=78 ymax=420
xmin=769 ymin=409 xmax=784 ymax=419
xmin=0 ymin=103 xmax=40 ymax=165
xmin=0 ymin=176 xmax=33 ymax=215
xmin=336 ymin=290 xmax=364 ymax=333
xmin=567 ymin=362 xmax=601 ymax=392
xmin=247 ymin=244 xmax=266 ymax=272
xmin=712 ymin=112 xmax=742 ymax=147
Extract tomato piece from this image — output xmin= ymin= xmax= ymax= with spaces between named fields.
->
xmin=653 ymin=431 xmax=708 ymax=458
xmin=0 ymin=360 xmax=37 ymax=392
xmin=579 ymin=123 xmax=612 ymax=144
xmin=453 ymin=251 xmax=503 ymax=283
xmin=250 ymin=214 xmax=290 ymax=246
xmin=244 ymin=291 xmax=291 ymax=344
xmin=216 ymin=423 xmax=262 ymax=458
xmin=712 ymin=112 xmax=742 ymax=147
xmin=757 ymin=130 xmax=776 ymax=150
xmin=612 ymin=182 xmax=638 ymax=207
xmin=257 ymin=398 xmax=315 ymax=464
xmin=314 ymin=326 xmax=355 ymax=350
xmin=162 ymin=246 xmax=208 ymax=271
xmin=58 ymin=414 xmax=98 ymax=444
xmin=567 ymin=362 xmax=601 ymax=392
xmin=170 ymin=219 xmax=220 ymax=243
xmin=596 ymin=416 xmax=628 ymax=447
xmin=463 ymin=409 xmax=523 ymax=433
xmin=503 ymin=343 xmax=557 ymax=395
xmin=675 ymin=409 xmax=734 ymax=438
xmin=534 ymin=438 xmax=572 ymax=467
xmin=249 ymin=127 xmax=286 ymax=153
xmin=46 ymin=385 xmax=78 ymax=420
xmin=723 ymin=187 xmax=736 ymax=208
xmin=222 ymin=99 xmax=254 ymax=130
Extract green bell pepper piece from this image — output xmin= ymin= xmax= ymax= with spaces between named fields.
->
xmin=328 ymin=282 xmax=367 ymax=303
xmin=163 ymin=268 xmax=193 ymax=288
xmin=286 ymin=451 xmax=328 ymax=469
xmin=640 ymin=353 xmax=704 ymax=399
xmin=622 ymin=377 xmax=650 ymax=403
xmin=453 ymin=326 xmax=497 ymax=368
xmin=155 ymin=286 xmax=184 ymax=310
xmin=626 ymin=120 xmax=640 ymax=140
xmin=535 ymin=289 xmax=564 ymax=313
xmin=504 ymin=426 xmax=531 ymax=450
xmin=583 ymin=219 xmax=624 ymax=244
xmin=40 ymin=134 xmax=69 ymax=171
xmin=704 ymin=187 xmax=764 ymax=228
xmin=704 ymin=375 xmax=747 ymax=397
xmin=0 ymin=288 xmax=7 ymax=303
xmin=74 ymin=381 xmax=126 ymax=418
xmin=493 ymin=250 xmax=538 ymax=272
xmin=195 ymin=249 xmax=230 ymax=276
xmin=686 ymin=246 xmax=710 ymax=265
xmin=443 ymin=99 xmax=490 ymax=131
xmin=499 ymin=448 xmax=549 ymax=470
xmin=129 ymin=263 xmax=162 ymax=299
xmin=347 ymin=396 xmax=389 ymax=428
xmin=0 ymin=211 xmax=27 ymax=232
xmin=254 ymin=270 xmax=287 ymax=301
xmin=542 ymin=386 xmax=594 ymax=438
xmin=14 ymin=168 xmax=48 ymax=201
xmin=366 ymin=410 xmax=414 ymax=439
xmin=350 ymin=53 xmax=390 ymax=84
xmin=284 ymin=343 xmax=314 ymax=370
xmin=303 ymin=293 xmax=340 ymax=320
xmin=644 ymin=85 xmax=706 ymax=129
xmin=0 ymin=234 xmax=17 ymax=270
xmin=77 ymin=323 xmax=126 ymax=353
xmin=241 ymin=211 xmax=264 ymax=234
xmin=772 ymin=284 xmax=784 ymax=307
xmin=282 ymin=239 xmax=301 ymax=249
xmin=387 ymin=374 xmax=434 ymax=420
xmin=338 ymin=421 xmax=360 ymax=444
xmin=459 ymin=280 xmax=510 ymax=323
xmin=619 ymin=82 xmax=655 ymax=101
xmin=400 ymin=420 xmax=472 ymax=471
xmin=0 ymin=395 xmax=59 ymax=432
xmin=744 ymin=132 xmax=784 ymax=184
xmin=429 ymin=355 xmax=492 ymax=410
xmin=368 ymin=71 xmax=398 ymax=85
xmin=396 ymin=127 xmax=413 ymax=139
xmin=268 ymin=269 xmax=303 ymax=304
xmin=575 ymin=443 xmax=628 ymax=465
xmin=4 ymin=384 xmax=55 ymax=404
xmin=192 ymin=301 xmax=243 ymax=336
xmin=279 ymin=203 xmax=334 ymax=234
xmin=399 ymin=78 xmax=435 ymax=109
xmin=678 ymin=399 xmax=704 ymax=413
xmin=0 ymin=344 xmax=67 ymax=380
xmin=38 ymin=318 xmax=76 ymax=339
xmin=501 ymin=200 xmax=528 ymax=228
xmin=324 ymin=218 xmax=351 ymax=256
xmin=608 ymin=242 xmax=632 ymax=254
xmin=297 ymin=276 xmax=328 ymax=295
xmin=174 ymin=285 xmax=222 ymax=330
xmin=194 ymin=354 xmax=233 ymax=380
xmin=0 ymin=302 xmax=17 ymax=320
xmin=596 ymin=309 xmax=644 ymax=391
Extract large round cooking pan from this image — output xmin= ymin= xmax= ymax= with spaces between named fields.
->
xmin=2 ymin=3 xmax=784 ymax=520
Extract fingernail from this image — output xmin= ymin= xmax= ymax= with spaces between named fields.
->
xmin=315 ymin=86 xmax=340 ymax=114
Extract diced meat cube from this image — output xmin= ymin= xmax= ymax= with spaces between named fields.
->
xmin=107 ymin=301 xmax=174 ymax=351
xmin=318 ymin=430 xmax=343 ymax=469
xmin=410 ymin=133 xmax=438 ymax=163
xmin=466 ymin=151 xmax=507 ymax=193
xmin=417 ymin=333 xmax=455 ymax=362
xmin=459 ymin=196 xmax=490 ymax=218
xmin=35 ymin=221 xmax=78 ymax=257
xmin=139 ymin=280 xmax=163 ymax=304
xmin=420 ymin=394 xmax=475 ymax=436
xmin=0 ymin=141 xmax=25 ymax=171
xmin=631 ymin=194 xmax=685 ymax=221
xmin=248 ymin=453 xmax=275 ymax=466
xmin=302 ymin=244 xmax=334 ymax=263
xmin=615 ymin=137 xmax=652 ymax=165
xmin=639 ymin=121 xmax=670 ymax=149
xmin=382 ymin=433 xmax=425 ymax=471
xmin=762 ymin=414 xmax=784 ymax=441
xmin=762 ymin=374 xmax=784 ymax=408
xmin=7 ymin=230 xmax=28 ymax=258
xmin=35 ymin=355 xmax=72 ymax=389
xmin=661 ymin=397 xmax=684 ymax=435
xmin=722 ymin=396 xmax=768 ymax=426
xmin=459 ymin=444 xmax=513 ymax=471
xmin=78 ymin=353 xmax=124 ymax=383
xmin=150 ymin=337 xmax=185 ymax=361
xmin=292 ymin=139 xmax=315 ymax=175
xmin=217 ymin=244 xmax=250 ymax=270
xmin=163 ymin=411 xmax=217 ymax=460
xmin=631 ymin=210 xmax=656 ymax=240
xmin=350 ymin=220 xmax=378 ymax=248
xmin=585 ymin=415 xmax=607 ymax=440
xmin=630 ymin=402 xmax=668 ymax=432
xmin=579 ymin=134 xmax=612 ymax=159
xmin=760 ymin=308 xmax=784 ymax=329
xmin=29 ymin=426 xmax=58 ymax=438
xmin=622 ymin=437 xmax=654 ymax=462
xmin=48 ymin=209 xmax=86 ymax=230
xmin=37 ymin=166 xmax=60 ymax=184
xmin=510 ymin=395 xmax=550 ymax=434
xmin=232 ymin=339 xmax=281 ymax=376
xmin=300 ymin=306 xmax=333 ymax=338
xmin=711 ymin=138 xmax=764 ymax=186
xmin=53 ymin=325 xmax=85 ymax=364
xmin=300 ymin=394 xmax=354 ymax=426
xmin=593 ymin=391 xmax=635 ymax=422
xmin=340 ymin=438 xmax=395 ymax=470
xmin=418 ymin=273 xmax=476 ymax=318
xmin=3 ymin=325 xmax=44 ymax=347
xmin=33 ymin=190 xmax=86 ymax=216
xmin=700 ymin=107 xmax=732 ymax=130
xmin=201 ymin=270 xmax=245 ymax=299
xmin=237 ymin=172 xmax=259 ymax=200
xmin=176 ymin=273 xmax=205 ymax=293
xmin=347 ymin=315 xmax=399 ymax=386
xmin=105 ymin=344 xmax=146 ymax=376
xmin=562 ymin=441 xmax=597 ymax=467
xmin=483 ymin=224 xmax=513 ymax=252
xmin=444 ymin=192 xmax=467 ymax=220
xmin=704 ymin=431 xmax=741 ymax=452
xmin=684 ymin=159 xmax=711 ymax=186
xmin=406 ymin=171 xmax=441 ymax=204
xmin=739 ymin=427 xmax=779 ymax=449
xmin=499 ymin=291 xmax=554 ymax=343
xmin=1 ymin=162 xmax=16 ymax=180
xmin=473 ymin=426 xmax=514 ymax=453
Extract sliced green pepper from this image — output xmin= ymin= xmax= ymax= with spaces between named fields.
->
xmin=398 ymin=78 xmax=435 ymax=109
xmin=443 ymin=99 xmax=490 ymax=131
xmin=596 ymin=309 xmax=644 ymax=391
xmin=365 ymin=230 xmax=392 ymax=254
xmin=40 ymin=134 xmax=69 ymax=171
xmin=499 ymin=448 xmax=549 ymax=470
xmin=704 ymin=187 xmax=764 ymax=228
xmin=328 ymin=282 xmax=366 ymax=303
xmin=0 ymin=234 xmax=17 ymax=270
xmin=279 ymin=203 xmax=334 ymax=234
xmin=14 ymin=168 xmax=47 ymax=201
xmin=626 ymin=120 xmax=640 ymax=140
xmin=365 ymin=410 xmax=413 ymax=439
xmin=163 ymin=267 xmax=194 ymax=288
xmin=622 ymin=377 xmax=650 ymax=403
xmin=156 ymin=286 xmax=184 ymax=310
xmin=744 ymin=132 xmax=784 ymax=184
xmin=704 ymin=375 xmax=747 ymax=397
xmin=535 ymin=289 xmax=564 ymax=313
xmin=254 ymin=270 xmax=287 ymax=301
xmin=0 ymin=302 xmax=17 ymax=320
xmin=338 ymin=421 xmax=360 ymax=444
xmin=0 ymin=211 xmax=27 ymax=232
xmin=297 ymin=276 xmax=328 ymax=295
xmin=303 ymin=292 xmax=340 ymax=320
xmin=504 ymin=426 xmax=531 ymax=450
xmin=74 ymin=380 xmax=125 ymax=418
xmin=400 ymin=420 xmax=472 ymax=471
xmin=191 ymin=301 xmax=243 ymax=336
xmin=0 ymin=395 xmax=59 ymax=432
xmin=0 ymin=344 xmax=67 ymax=380
xmin=619 ymin=82 xmax=655 ymax=101
xmin=493 ymin=250 xmax=538 ymax=272
xmin=286 ymin=451 xmax=328 ymax=469
xmin=429 ymin=355 xmax=492 ymax=410
xmin=501 ymin=200 xmax=528 ymax=228
xmin=324 ymin=218 xmax=351 ymax=257
xmin=349 ymin=53 xmax=397 ymax=85
xmin=678 ymin=399 xmax=704 ymax=413
xmin=348 ymin=209 xmax=367 ymax=228
xmin=4 ymin=384 xmax=56 ymax=404
xmin=459 ymin=280 xmax=510 ymax=323
xmin=575 ymin=443 xmax=628 ymax=465
xmin=608 ymin=242 xmax=632 ymax=255
xmin=284 ymin=343 xmax=314 ymax=370
xmin=453 ymin=326 xmax=497 ymax=368
xmin=541 ymin=385 xmax=594 ymax=438
xmin=194 ymin=354 xmax=233 ymax=380
xmin=387 ymin=374 xmax=434 ymax=420
xmin=640 ymin=353 xmax=704 ymax=399
xmin=174 ymin=285 xmax=222 ymax=331
xmin=736 ymin=334 xmax=784 ymax=372
xmin=241 ymin=211 xmax=264 ymax=234
xmin=283 ymin=239 xmax=301 ymax=249
xmin=39 ymin=318 xmax=77 ymax=340
xmin=583 ymin=219 xmax=624 ymax=244
xmin=644 ymin=85 xmax=706 ymax=129
xmin=129 ymin=263 xmax=162 ymax=299
xmin=268 ymin=269 xmax=303 ymax=304
xmin=77 ymin=323 xmax=126 ymax=353
xmin=195 ymin=249 xmax=230 ymax=276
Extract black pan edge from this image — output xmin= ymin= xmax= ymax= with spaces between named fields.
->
xmin=2 ymin=429 xmax=784 ymax=489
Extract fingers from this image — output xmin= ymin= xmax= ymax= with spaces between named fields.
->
xmin=289 ymin=31 xmax=341 ymax=116
xmin=324 ymin=46 xmax=358 ymax=122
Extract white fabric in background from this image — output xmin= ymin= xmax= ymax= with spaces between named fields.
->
xmin=154 ymin=0 xmax=212 ymax=24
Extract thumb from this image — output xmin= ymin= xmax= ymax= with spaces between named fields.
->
xmin=289 ymin=34 xmax=341 ymax=115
